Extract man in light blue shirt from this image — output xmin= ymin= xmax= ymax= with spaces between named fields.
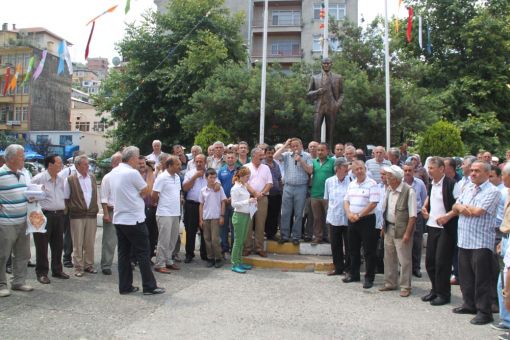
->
xmin=324 ymin=157 xmax=351 ymax=276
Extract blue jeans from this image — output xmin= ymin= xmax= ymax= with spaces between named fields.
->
xmin=280 ymin=184 xmax=308 ymax=241
xmin=498 ymin=237 xmax=510 ymax=326
xmin=220 ymin=204 xmax=234 ymax=253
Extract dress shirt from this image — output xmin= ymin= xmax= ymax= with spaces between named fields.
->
xmin=324 ymin=175 xmax=350 ymax=226
xmin=344 ymin=177 xmax=380 ymax=214
xmin=230 ymin=182 xmax=251 ymax=213
xmin=207 ymin=156 xmax=225 ymax=171
xmin=153 ymin=170 xmax=181 ymax=217
xmin=110 ymin=163 xmax=147 ymax=225
xmin=263 ymin=160 xmax=282 ymax=195
xmin=375 ymin=183 xmax=387 ymax=229
xmin=0 ymin=164 xmax=28 ymax=225
xmin=146 ymin=152 xmax=161 ymax=163
xmin=457 ymin=180 xmax=500 ymax=250
xmin=183 ymin=168 xmax=208 ymax=202
xmin=406 ymin=177 xmax=427 ymax=211
xmin=32 ymin=171 xmax=66 ymax=210
xmin=384 ymin=182 xmax=417 ymax=224
xmin=100 ymin=171 xmax=115 ymax=207
xmin=199 ymin=186 xmax=226 ymax=219
xmin=365 ymin=158 xmax=391 ymax=183
xmin=280 ymin=151 xmax=312 ymax=186
xmin=64 ymin=172 xmax=92 ymax=208
xmin=427 ymin=176 xmax=447 ymax=228
xmin=246 ymin=162 xmax=273 ymax=193
xmin=496 ymin=184 xmax=509 ymax=226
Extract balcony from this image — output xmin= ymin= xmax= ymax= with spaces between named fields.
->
xmin=252 ymin=10 xmax=302 ymax=33
xmin=6 ymin=120 xmax=21 ymax=126
xmin=252 ymin=50 xmax=303 ymax=64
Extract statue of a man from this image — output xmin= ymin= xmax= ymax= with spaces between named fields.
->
xmin=307 ymin=58 xmax=344 ymax=148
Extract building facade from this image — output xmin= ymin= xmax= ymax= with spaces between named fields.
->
xmin=0 ymin=24 xmax=72 ymax=133
xmin=154 ymin=0 xmax=358 ymax=67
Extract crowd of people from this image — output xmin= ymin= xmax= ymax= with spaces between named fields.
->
xmin=1 ymin=139 xmax=510 ymax=338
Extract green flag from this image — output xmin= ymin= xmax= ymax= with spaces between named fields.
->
xmin=125 ymin=0 xmax=131 ymax=14
xmin=21 ymin=56 xmax=35 ymax=86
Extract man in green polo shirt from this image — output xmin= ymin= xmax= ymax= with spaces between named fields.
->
xmin=311 ymin=143 xmax=335 ymax=245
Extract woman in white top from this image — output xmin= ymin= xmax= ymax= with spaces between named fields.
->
xmin=230 ymin=167 xmax=257 ymax=273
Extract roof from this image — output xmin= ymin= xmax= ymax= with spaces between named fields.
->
xmin=15 ymin=27 xmax=73 ymax=46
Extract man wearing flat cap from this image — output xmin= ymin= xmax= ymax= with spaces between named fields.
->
xmin=380 ymin=165 xmax=417 ymax=297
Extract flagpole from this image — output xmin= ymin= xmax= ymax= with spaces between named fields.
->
xmin=321 ymin=0 xmax=329 ymax=143
xmin=259 ymin=0 xmax=268 ymax=144
xmin=384 ymin=0 xmax=391 ymax=150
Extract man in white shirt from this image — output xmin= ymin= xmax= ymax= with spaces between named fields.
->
xmin=99 ymin=152 xmax=122 ymax=275
xmin=32 ymin=155 xmax=69 ymax=284
xmin=365 ymin=146 xmax=391 ymax=184
xmin=110 ymin=146 xmax=164 ymax=295
xmin=146 ymin=140 xmax=163 ymax=163
xmin=152 ymin=156 xmax=182 ymax=274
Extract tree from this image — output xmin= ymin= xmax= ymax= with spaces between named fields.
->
xmin=93 ymin=0 xmax=246 ymax=153
xmin=417 ymin=120 xmax=465 ymax=159
xmin=194 ymin=121 xmax=232 ymax=152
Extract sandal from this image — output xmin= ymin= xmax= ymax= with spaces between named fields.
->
xmin=84 ymin=267 xmax=98 ymax=274
xmin=75 ymin=271 xmax=84 ymax=277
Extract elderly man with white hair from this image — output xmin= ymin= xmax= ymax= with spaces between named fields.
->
xmin=366 ymin=146 xmax=391 ymax=184
xmin=0 ymin=144 xmax=33 ymax=297
xmin=380 ymin=165 xmax=417 ymax=297
xmin=146 ymin=140 xmax=163 ymax=163
xmin=207 ymin=141 xmax=225 ymax=170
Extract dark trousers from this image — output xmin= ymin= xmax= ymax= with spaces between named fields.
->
xmin=184 ymin=201 xmax=206 ymax=260
xmin=412 ymin=213 xmax=424 ymax=272
xmin=33 ymin=211 xmax=65 ymax=277
xmin=265 ymin=194 xmax=282 ymax=239
xmin=348 ymin=214 xmax=377 ymax=281
xmin=458 ymin=248 xmax=493 ymax=315
xmin=330 ymin=224 xmax=350 ymax=274
xmin=425 ymin=226 xmax=456 ymax=299
xmin=115 ymin=222 xmax=157 ymax=293
xmin=63 ymin=213 xmax=73 ymax=263
xmin=145 ymin=206 xmax=158 ymax=258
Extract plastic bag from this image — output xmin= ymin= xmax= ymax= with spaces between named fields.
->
xmin=26 ymin=202 xmax=47 ymax=235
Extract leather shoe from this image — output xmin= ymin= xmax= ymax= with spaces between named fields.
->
xmin=292 ymin=239 xmax=300 ymax=245
xmin=11 ymin=284 xmax=33 ymax=292
xmin=342 ymin=276 xmax=360 ymax=283
xmin=256 ymin=251 xmax=267 ymax=258
xmin=278 ymin=239 xmax=288 ymax=244
xmin=452 ymin=306 xmax=477 ymax=315
xmin=400 ymin=290 xmax=411 ymax=297
xmin=102 ymin=269 xmax=112 ymax=275
xmin=243 ymin=250 xmax=251 ymax=256
xmin=37 ymin=275 xmax=51 ymax=284
xmin=120 ymin=286 xmax=139 ymax=295
xmin=143 ymin=287 xmax=165 ymax=295
xmin=412 ymin=270 xmax=422 ymax=278
xmin=327 ymin=270 xmax=341 ymax=276
xmin=421 ymin=292 xmax=437 ymax=302
xmin=430 ymin=296 xmax=450 ymax=306
xmin=363 ymin=280 xmax=373 ymax=289
xmin=184 ymin=256 xmax=193 ymax=263
xmin=63 ymin=262 xmax=73 ymax=268
xmin=166 ymin=264 xmax=180 ymax=270
xmin=470 ymin=313 xmax=493 ymax=325
xmin=52 ymin=272 xmax=70 ymax=279
xmin=84 ymin=267 xmax=98 ymax=274
xmin=154 ymin=267 xmax=171 ymax=274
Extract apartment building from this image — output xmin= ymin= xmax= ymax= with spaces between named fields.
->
xmin=0 ymin=24 xmax=72 ymax=133
xmin=154 ymin=0 xmax=358 ymax=67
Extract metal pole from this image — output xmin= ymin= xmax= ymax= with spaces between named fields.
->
xmin=384 ymin=0 xmax=391 ymax=149
xmin=259 ymin=0 xmax=269 ymax=144
xmin=247 ymin=0 xmax=253 ymax=68
xmin=321 ymin=0 xmax=329 ymax=143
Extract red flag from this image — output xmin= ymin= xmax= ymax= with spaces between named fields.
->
xmin=2 ymin=67 xmax=11 ymax=96
xmin=407 ymin=7 xmax=414 ymax=43
xmin=320 ymin=23 xmax=324 ymax=29
xmin=85 ymin=21 xmax=96 ymax=60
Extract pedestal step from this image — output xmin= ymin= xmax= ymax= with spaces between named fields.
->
xmin=243 ymin=253 xmax=333 ymax=272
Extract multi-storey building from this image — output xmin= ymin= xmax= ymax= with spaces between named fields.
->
xmin=86 ymin=57 xmax=109 ymax=80
xmin=72 ymin=68 xmax=101 ymax=95
xmin=0 ymin=24 xmax=72 ymax=133
xmin=154 ymin=0 xmax=358 ymax=68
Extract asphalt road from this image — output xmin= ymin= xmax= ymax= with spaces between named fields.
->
xmin=0 ymin=228 xmax=501 ymax=340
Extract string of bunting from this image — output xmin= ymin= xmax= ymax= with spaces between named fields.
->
xmin=394 ymin=1 xmax=432 ymax=53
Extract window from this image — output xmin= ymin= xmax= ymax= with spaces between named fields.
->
xmin=75 ymin=122 xmax=90 ymax=132
xmin=329 ymin=4 xmax=346 ymax=20
xmin=21 ymin=106 xmax=28 ymax=121
xmin=60 ymin=135 xmax=73 ymax=145
xmin=271 ymin=41 xmax=300 ymax=57
xmin=312 ymin=35 xmax=322 ymax=52
xmin=14 ymin=107 xmax=22 ymax=121
xmin=329 ymin=37 xmax=342 ymax=51
xmin=314 ymin=3 xmax=346 ymax=20
xmin=0 ymin=106 xmax=10 ymax=123
xmin=93 ymin=122 xmax=107 ymax=132
xmin=36 ymin=135 xmax=49 ymax=144
xmin=272 ymin=10 xmax=300 ymax=26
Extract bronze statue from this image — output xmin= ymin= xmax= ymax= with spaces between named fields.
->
xmin=307 ymin=58 xmax=344 ymax=148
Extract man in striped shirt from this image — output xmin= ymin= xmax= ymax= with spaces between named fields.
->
xmin=0 ymin=144 xmax=33 ymax=297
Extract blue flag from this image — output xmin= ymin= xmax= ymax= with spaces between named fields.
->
xmin=57 ymin=40 xmax=65 ymax=74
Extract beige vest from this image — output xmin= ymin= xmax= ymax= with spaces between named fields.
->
xmin=384 ymin=183 xmax=411 ymax=239
xmin=66 ymin=174 xmax=99 ymax=219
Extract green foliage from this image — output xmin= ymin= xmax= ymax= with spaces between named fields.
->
xmin=0 ymin=132 xmax=21 ymax=149
xmin=417 ymin=121 xmax=465 ymax=159
xmin=457 ymin=113 xmax=504 ymax=155
xmin=194 ymin=122 xmax=231 ymax=152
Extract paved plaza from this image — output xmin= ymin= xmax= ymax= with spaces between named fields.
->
xmin=0 ymin=228 xmax=501 ymax=340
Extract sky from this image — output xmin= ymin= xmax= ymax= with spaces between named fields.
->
xmin=3 ymin=0 xmax=400 ymax=65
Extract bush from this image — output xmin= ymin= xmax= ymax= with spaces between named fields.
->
xmin=417 ymin=120 xmax=465 ymax=159
xmin=194 ymin=121 xmax=231 ymax=153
